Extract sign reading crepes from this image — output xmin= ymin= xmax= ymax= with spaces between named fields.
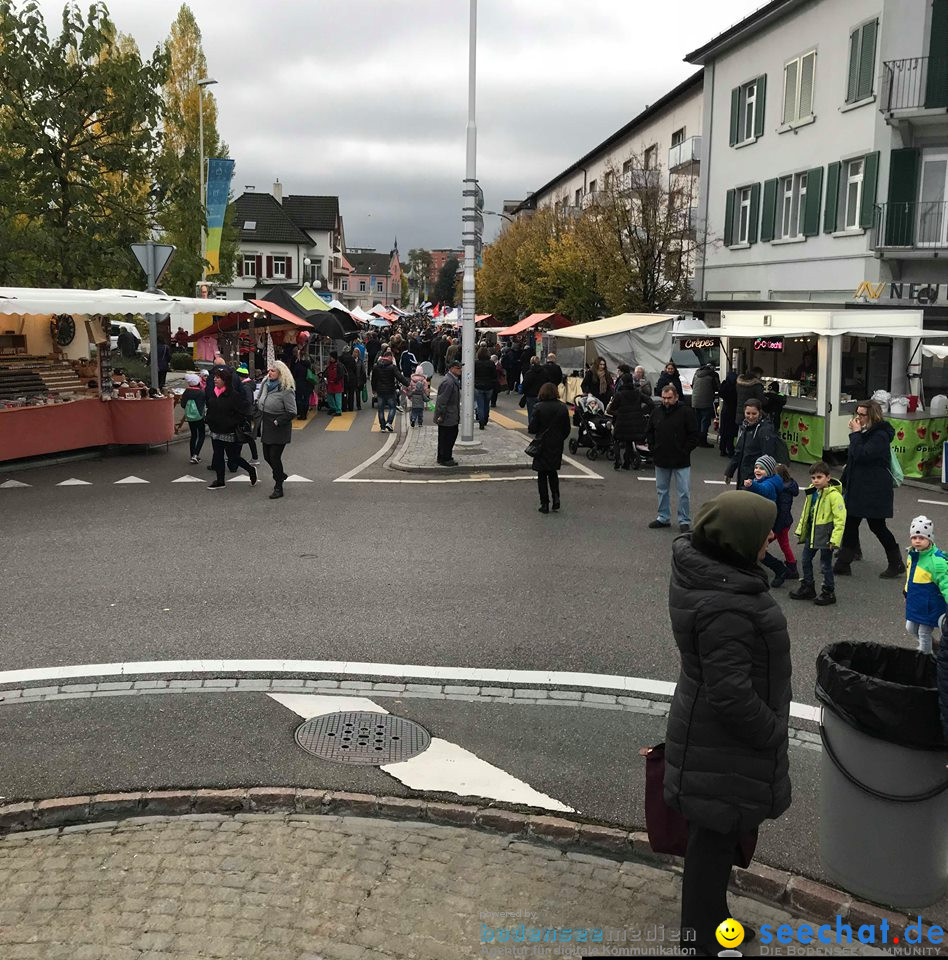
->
xmin=680 ymin=337 xmax=718 ymax=350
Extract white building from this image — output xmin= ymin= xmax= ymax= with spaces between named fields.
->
xmin=688 ymin=0 xmax=948 ymax=326
xmin=514 ymin=71 xmax=704 ymax=219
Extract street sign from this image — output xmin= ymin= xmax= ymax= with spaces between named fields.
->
xmin=462 ymin=179 xmax=484 ymax=210
xmin=131 ymin=243 xmax=175 ymax=289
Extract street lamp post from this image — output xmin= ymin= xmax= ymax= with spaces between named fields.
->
xmin=459 ymin=0 xmax=479 ymax=445
xmin=197 ymin=76 xmax=218 ymax=283
xmin=484 ymin=210 xmax=514 ymax=224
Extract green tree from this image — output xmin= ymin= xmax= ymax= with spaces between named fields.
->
xmin=0 ymin=1 xmax=166 ymax=286
xmin=155 ymin=4 xmax=235 ymax=295
xmin=432 ymin=256 xmax=459 ymax=306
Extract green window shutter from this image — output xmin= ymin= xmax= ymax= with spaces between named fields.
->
xmin=925 ymin=0 xmax=948 ymax=108
xmin=724 ymin=189 xmax=736 ymax=246
xmin=748 ymin=182 xmax=761 ymax=244
xmin=729 ymin=87 xmax=740 ymax=146
xmin=824 ymin=161 xmax=841 ymax=233
xmin=803 ymin=166 xmax=824 ymax=236
xmin=856 ymin=20 xmax=878 ymax=101
xmin=859 ymin=151 xmax=880 ymax=229
xmin=754 ymin=75 xmax=767 ymax=138
xmin=760 ymin=179 xmax=778 ymax=242
xmin=846 ymin=30 xmax=860 ymax=103
xmin=885 ymin=147 xmax=920 ymax=245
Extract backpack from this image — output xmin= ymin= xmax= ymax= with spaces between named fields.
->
xmin=184 ymin=398 xmax=202 ymax=422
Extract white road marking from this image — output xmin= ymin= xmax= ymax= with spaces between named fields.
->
xmin=56 ymin=478 xmax=91 ymax=486
xmin=114 ymin=476 xmax=149 ymax=484
xmin=637 ymin=476 xmax=656 ymax=482
xmin=0 ymin=480 xmax=30 ymax=488
xmin=334 ymin=432 xmax=398 ymax=482
xmin=561 ymin=454 xmax=603 ymax=480
xmin=271 ymin=693 xmax=573 ymax=812
xmin=172 ymin=475 xmax=205 ymax=483
xmin=337 ymin=475 xmax=593 ymax=485
xmin=917 ymin=499 xmax=948 ymax=507
xmin=228 ymin=475 xmax=251 ymax=482
xmin=283 ymin=475 xmax=313 ymax=483
xmin=704 ymin=479 xmax=727 ymax=485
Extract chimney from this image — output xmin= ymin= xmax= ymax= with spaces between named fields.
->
xmin=245 ymin=185 xmax=255 ymax=192
xmin=272 ymin=179 xmax=282 ymax=204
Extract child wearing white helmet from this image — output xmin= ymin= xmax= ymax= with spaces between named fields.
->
xmin=904 ymin=516 xmax=948 ymax=654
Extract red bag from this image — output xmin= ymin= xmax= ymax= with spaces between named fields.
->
xmin=641 ymin=743 xmax=757 ymax=868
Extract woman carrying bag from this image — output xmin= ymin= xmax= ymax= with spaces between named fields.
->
xmin=205 ymin=367 xmax=257 ymax=490
xmin=528 ymin=381 xmax=571 ymax=514
xmin=255 ymin=360 xmax=299 ymax=500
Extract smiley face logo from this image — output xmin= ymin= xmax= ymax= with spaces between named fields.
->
xmin=716 ymin=918 xmax=745 ymax=949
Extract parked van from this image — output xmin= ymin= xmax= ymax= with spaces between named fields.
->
xmin=109 ymin=321 xmax=142 ymax=354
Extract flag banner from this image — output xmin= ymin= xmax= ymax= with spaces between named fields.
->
xmin=205 ymin=157 xmax=235 ymax=275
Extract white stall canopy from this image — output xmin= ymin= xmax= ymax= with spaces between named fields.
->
xmin=0 ymin=287 xmax=257 ymax=320
xmin=553 ymin=313 xmax=677 ymax=376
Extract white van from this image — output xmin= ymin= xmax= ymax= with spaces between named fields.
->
xmin=109 ymin=321 xmax=143 ymax=354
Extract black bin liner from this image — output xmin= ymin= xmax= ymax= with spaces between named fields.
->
xmin=815 ymin=641 xmax=944 ymax=750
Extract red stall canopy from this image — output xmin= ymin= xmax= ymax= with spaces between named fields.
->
xmin=496 ymin=312 xmax=571 ymax=336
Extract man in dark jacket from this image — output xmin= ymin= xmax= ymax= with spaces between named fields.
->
xmin=366 ymin=333 xmax=381 ymax=373
xmin=690 ymin=363 xmax=719 ymax=447
xmin=725 ymin=399 xmax=776 ymax=487
xmin=664 ymin=491 xmax=791 ymax=954
xmin=370 ymin=349 xmax=408 ymax=432
xmin=542 ymin=353 xmax=564 ymax=388
xmin=520 ymin=356 xmax=548 ymax=428
xmin=645 ymin=384 xmax=700 ymax=532
xmin=340 ymin=349 xmax=358 ymax=412
xmin=156 ymin=338 xmax=172 ymax=390
xmin=434 ymin=359 xmax=462 ymax=465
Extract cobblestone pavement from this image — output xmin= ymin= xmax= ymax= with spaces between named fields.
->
xmin=0 ymin=813 xmax=887 ymax=960
xmin=390 ymin=421 xmax=540 ymax=472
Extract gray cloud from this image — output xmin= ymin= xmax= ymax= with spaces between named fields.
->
xmin=34 ymin=0 xmax=761 ymax=250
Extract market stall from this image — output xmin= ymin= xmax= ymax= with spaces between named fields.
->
xmin=0 ymin=287 xmax=255 ymax=463
xmin=716 ymin=309 xmax=936 ymax=476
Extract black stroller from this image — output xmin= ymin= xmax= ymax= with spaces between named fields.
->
xmin=568 ymin=395 xmax=615 ymax=461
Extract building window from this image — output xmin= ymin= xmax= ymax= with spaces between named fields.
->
xmin=272 ymin=256 xmax=287 ymax=278
xmin=671 ymin=128 xmax=685 ymax=147
xmin=737 ymin=186 xmax=753 ymax=243
xmin=841 ymin=157 xmax=864 ymax=229
xmin=574 ymin=187 xmax=582 ymax=206
xmin=588 ymin=179 xmax=597 ymax=195
xmin=644 ymin=145 xmax=658 ymax=170
xmin=359 ymin=280 xmax=367 ymax=292
xmin=242 ymin=255 xmax=256 ymax=278
xmin=376 ymin=281 xmax=384 ymax=293
xmin=783 ymin=50 xmax=816 ymax=123
xmin=341 ymin=278 xmax=349 ymax=291
xmin=778 ymin=171 xmax=808 ymax=238
xmin=622 ymin=159 xmax=632 ymax=175
xmin=739 ymin=80 xmax=757 ymax=142
xmin=847 ymin=20 xmax=878 ymax=103
xmin=604 ymin=171 xmax=613 ymax=191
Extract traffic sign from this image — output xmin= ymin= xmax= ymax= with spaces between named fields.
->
xmin=131 ymin=243 xmax=175 ymax=289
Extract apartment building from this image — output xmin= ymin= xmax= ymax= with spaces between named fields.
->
xmin=689 ymin=0 xmax=948 ymax=326
xmin=338 ymin=248 xmax=402 ymax=311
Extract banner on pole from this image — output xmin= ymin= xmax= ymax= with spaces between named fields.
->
xmin=205 ymin=158 xmax=235 ymax=275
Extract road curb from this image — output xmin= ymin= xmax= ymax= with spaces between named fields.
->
xmin=0 ymin=787 xmax=943 ymax=943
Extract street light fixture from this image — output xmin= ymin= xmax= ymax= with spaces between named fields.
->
xmin=484 ymin=210 xmax=514 ymax=223
xmin=197 ymin=76 xmax=218 ymax=282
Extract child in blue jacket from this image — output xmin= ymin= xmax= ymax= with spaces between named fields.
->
xmin=743 ymin=454 xmax=787 ymax=586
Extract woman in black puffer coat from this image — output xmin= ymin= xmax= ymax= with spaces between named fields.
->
xmin=529 ymin=382 xmax=572 ymax=513
xmin=664 ymin=490 xmax=792 ymax=954
xmin=607 ymin=372 xmax=652 ymax=470
xmin=834 ymin=399 xmax=903 ymax=578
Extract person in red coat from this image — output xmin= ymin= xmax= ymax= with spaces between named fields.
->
xmin=324 ymin=351 xmax=345 ymax=416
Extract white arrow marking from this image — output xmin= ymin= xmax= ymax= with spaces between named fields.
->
xmin=0 ymin=480 xmax=30 ymax=488
xmin=114 ymin=476 xmax=149 ymax=484
xmin=171 ymin=475 xmax=205 ymax=483
xmin=269 ymin=693 xmax=574 ymax=813
xmin=228 ymin=475 xmax=251 ymax=482
xmin=704 ymin=479 xmax=727 ymax=485
xmin=283 ymin=475 xmax=313 ymax=483
xmin=636 ymin=476 xmax=656 ymax=482
xmin=57 ymin=478 xmax=91 ymax=486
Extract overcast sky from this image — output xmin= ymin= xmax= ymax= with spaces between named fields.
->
xmin=35 ymin=0 xmax=761 ymax=252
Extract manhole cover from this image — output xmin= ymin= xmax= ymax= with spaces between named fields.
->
xmin=295 ymin=712 xmax=431 ymax=765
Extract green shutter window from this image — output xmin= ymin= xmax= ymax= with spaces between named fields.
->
xmin=824 ymin=161 xmax=841 ymax=232
xmin=754 ymin=75 xmax=767 ymax=139
xmin=729 ymin=87 xmax=740 ymax=146
xmin=856 ymin=20 xmax=877 ymax=101
xmin=803 ymin=167 xmax=824 ymax=236
xmin=885 ymin=147 xmax=920 ymax=245
xmin=724 ymin=189 xmax=736 ymax=246
xmin=760 ymin=179 xmax=778 ymax=242
xmin=846 ymin=30 xmax=860 ymax=102
xmin=925 ymin=0 xmax=948 ymax=108
xmin=748 ymin=182 xmax=761 ymax=244
xmin=859 ymin=151 xmax=880 ymax=229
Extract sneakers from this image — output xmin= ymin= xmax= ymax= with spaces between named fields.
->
xmin=789 ymin=583 xmax=817 ymax=600
xmin=648 ymin=520 xmax=671 ymax=529
xmin=248 ymin=465 xmax=258 ymax=486
xmin=189 ymin=455 xmax=199 ymax=464
xmin=679 ymin=523 xmax=690 ymax=533
xmin=207 ymin=481 xmax=224 ymax=489
xmin=538 ymin=504 xmax=550 ymax=514
xmin=814 ymin=590 xmax=837 ymax=605
xmin=552 ymin=500 xmax=560 ymax=512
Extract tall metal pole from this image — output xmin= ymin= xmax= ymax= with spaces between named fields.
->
xmin=198 ymin=84 xmax=206 ymax=283
xmin=459 ymin=0 xmax=477 ymax=443
xmin=145 ymin=243 xmax=160 ymax=390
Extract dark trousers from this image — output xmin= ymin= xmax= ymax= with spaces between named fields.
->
xmin=343 ymin=386 xmax=357 ymax=411
xmin=802 ymin=544 xmax=835 ymax=592
xmin=437 ymin=424 xmax=459 ymax=462
xmin=188 ymin=420 xmax=205 ymax=457
xmin=157 ymin=369 xmax=168 ymax=390
xmin=614 ymin=439 xmax=633 ymax=467
xmin=244 ymin=436 xmax=258 ymax=461
xmin=537 ymin=470 xmax=560 ymax=506
xmin=263 ymin=442 xmax=286 ymax=485
xmin=211 ymin=439 xmax=251 ymax=484
xmin=681 ymin=824 xmax=740 ymax=952
xmin=840 ymin=515 xmax=899 ymax=558
xmin=295 ymin=387 xmax=311 ymax=419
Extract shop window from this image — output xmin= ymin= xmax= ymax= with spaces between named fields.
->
xmin=783 ymin=50 xmax=816 ymax=123
xmin=840 ymin=158 xmax=864 ymax=229
xmin=779 ymin=172 xmax=808 ymax=238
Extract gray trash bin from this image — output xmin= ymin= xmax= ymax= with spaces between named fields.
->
xmin=816 ymin=641 xmax=948 ymax=909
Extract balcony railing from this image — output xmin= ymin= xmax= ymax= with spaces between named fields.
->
xmin=872 ymin=201 xmax=948 ymax=251
xmin=668 ymin=136 xmax=701 ymax=172
xmin=881 ymin=57 xmax=948 ymax=113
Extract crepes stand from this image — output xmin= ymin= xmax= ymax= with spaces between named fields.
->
xmin=0 ymin=287 xmax=255 ymax=463
xmin=715 ymin=308 xmax=944 ymax=477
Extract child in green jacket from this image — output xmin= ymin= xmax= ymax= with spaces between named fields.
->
xmin=790 ymin=460 xmax=847 ymax=606
xmin=903 ymin=516 xmax=948 ymax=655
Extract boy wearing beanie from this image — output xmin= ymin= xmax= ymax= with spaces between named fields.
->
xmin=904 ymin=516 xmax=948 ymax=654
xmin=742 ymin=454 xmax=787 ymax=585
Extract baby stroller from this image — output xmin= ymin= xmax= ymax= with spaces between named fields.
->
xmin=568 ymin=395 xmax=614 ymax=461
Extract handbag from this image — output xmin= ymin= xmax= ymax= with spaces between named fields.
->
xmin=235 ymin=418 xmax=254 ymax=443
xmin=519 ymin=393 xmax=527 ymax=408
xmin=361 ymin=385 xmax=369 ymax=404
xmin=641 ymin=743 xmax=757 ymax=868
xmin=524 ymin=428 xmax=547 ymax=459
xmin=306 ymin=367 xmax=317 ymax=385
